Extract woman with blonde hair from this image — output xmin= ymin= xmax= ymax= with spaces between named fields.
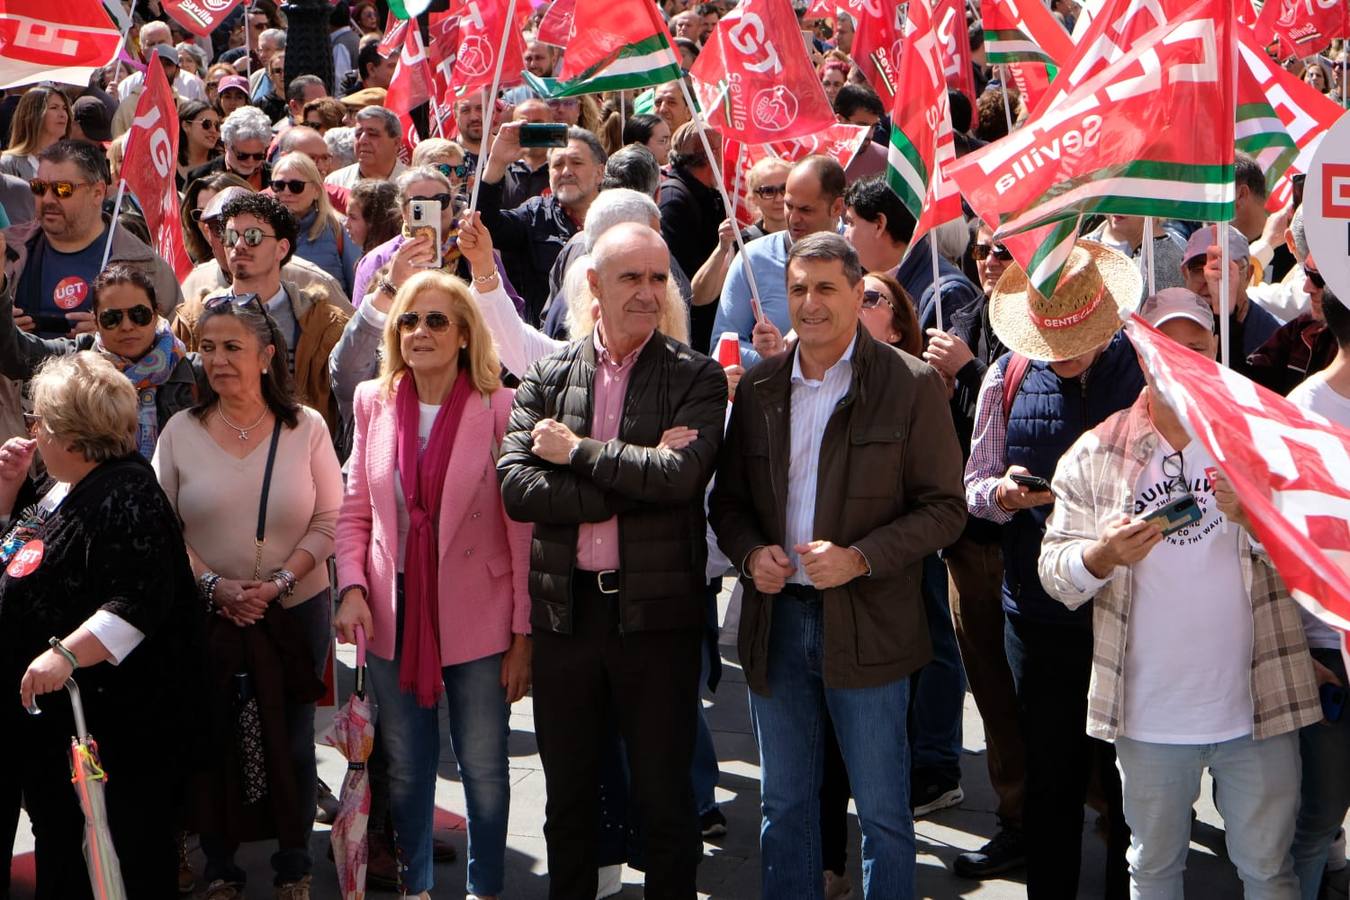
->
xmin=269 ymin=151 xmax=362 ymax=294
xmin=1 ymin=87 xmax=71 ymax=180
xmin=334 ymin=269 xmax=529 ymax=900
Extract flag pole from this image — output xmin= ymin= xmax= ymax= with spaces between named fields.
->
xmin=999 ymin=66 xmax=1015 ymax=132
xmin=1218 ymin=220 xmax=1231 ymax=369
xmin=101 ymin=180 xmax=127 ymax=270
xmin=466 ymin=0 xmax=518 ymax=215
xmin=928 ymin=127 xmax=944 ymax=333
xmin=1144 ymin=215 xmax=1156 ymax=296
xmin=674 ymin=75 xmax=766 ymax=321
xmin=730 ymin=142 xmax=744 ymax=219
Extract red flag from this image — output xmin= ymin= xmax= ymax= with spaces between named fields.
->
xmin=723 ymin=124 xmax=872 ymax=224
xmin=0 ymin=0 xmax=122 ymax=88
xmin=451 ymin=0 xmax=527 ymax=94
xmin=1258 ymin=0 xmax=1349 ymax=57
xmin=838 ymin=0 xmax=902 ymax=100
xmin=934 ymin=0 xmax=977 ymax=107
xmin=556 ymin=0 xmax=675 ymax=81
xmin=537 ymin=0 xmax=575 ymax=46
xmin=1126 ymin=313 xmax=1350 ymax=664
xmin=122 ymin=57 xmax=192 ymax=280
xmin=163 ymin=0 xmax=241 ymax=37
xmin=689 ymin=0 xmax=838 ymax=143
xmin=378 ymin=14 xmax=411 ymax=56
xmin=982 ymin=0 xmax=1073 ymax=113
xmin=386 ymin=25 xmax=435 ymax=160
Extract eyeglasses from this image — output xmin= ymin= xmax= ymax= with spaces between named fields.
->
xmin=408 ymin=193 xmax=453 ymax=207
xmin=753 ymin=183 xmax=786 ymax=199
xmin=1307 ymin=266 xmax=1326 ymax=289
xmin=232 ymin=150 xmax=267 ymax=162
xmin=1161 ymin=450 xmax=1187 ymax=497
xmin=270 ymin=179 xmax=309 ymax=194
xmin=29 ymin=179 xmax=93 ymax=198
xmin=204 ymin=292 xmax=264 ymax=312
xmin=97 ymin=305 xmax=155 ymax=329
xmin=194 ymin=118 xmax=219 ymax=130
xmin=396 ymin=311 xmax=457 ymax=333
xmin=861 ymin=289 xmax=891 ymax=309
xmin=21 ymin=412 xmax=43 ymax=435
xmin=971 ymin=242 xmax=1013 ymax=262
xmin=190 ymin=208 xmax=206 ymax=222
xmin=436 ymin=162 xmax=471 ymax=180
xmin=224 ymin=227 xmax=276 ymax=247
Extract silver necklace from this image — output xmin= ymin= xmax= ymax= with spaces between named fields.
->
xmin=217 ymin=405 xmax=268 ymax=441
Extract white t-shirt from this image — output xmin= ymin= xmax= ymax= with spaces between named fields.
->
xmin=394 ymin=401 xmax=442 ymax=570
xmin=1122 ymin=438 xmax=1254 ymax=744
xmin=1287 ymin=375 xmax=1350 ymax=650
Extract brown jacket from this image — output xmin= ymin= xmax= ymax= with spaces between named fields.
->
xmin=172 ymin=282 xmax=351 ymax=435
xmin=710 ymin=326 xmax=967 ymax=694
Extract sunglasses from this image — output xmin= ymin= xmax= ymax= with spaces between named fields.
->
xmin=862 ymin=289 xmax=890 ymax=309
xmin=225 ymin=227 xmax=276 ymax=247
xmin=396 ymin=311 xmax=456 ymax=333
xmin=409 ymin=193 xmax=453 ymax=207
xmin=753 ymin=184 xmax=786 ymax=199
xmin=232 ymin=150 xmax=267 ymax=162
xmin=204 ymin=292 xmax=264 ymax=312
xmin=29 ymin=179 xmax=92 ymax=198
xmin=971 ymin=242 xmax=1013 ymax=262
xmin=436 ymin=162 xmax=471 ymax=180
xmin=190 ymin=208 xmax=205 ymax=222
xmin=1307 ymin=266 xmax=1326 ymax=289
xmin=194 ymin=118 xmax=219 ymax=130
xmin=97 ymin=305 xmax=155 ymax=329
xmin=270 ymin=179 xmax=309 ymax=194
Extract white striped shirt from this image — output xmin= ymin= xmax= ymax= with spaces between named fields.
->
xmin=785 ymin=336 xmax=857 ymax=585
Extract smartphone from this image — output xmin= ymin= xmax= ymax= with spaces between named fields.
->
xmin=407 ymin=199 xmax=442 ymax=268
xmin=1010 ymin=473 xmax=1051 ymax=492
xmin=1142 ymin=493 xmax=1203 ymax=536
xmin=32 ymin=314 xmax=73 ymax=335
xmin=518 ymin=122 xmax=569 ymax=148
xmin=1321 ymin=682 xmax=1346 ymax=722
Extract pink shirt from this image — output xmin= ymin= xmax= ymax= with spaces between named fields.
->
xmin=575 ymin=326 xmax=652 ymax=570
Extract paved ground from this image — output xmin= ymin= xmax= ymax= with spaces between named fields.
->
xmin=10 ymin=588 xmax=1349 ymax=898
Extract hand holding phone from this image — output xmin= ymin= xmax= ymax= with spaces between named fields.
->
xmin=1010 ymin=472 xmax=1051 ymax=493
xmin=1140 ymin=493 xmax=1203 ymax=536
xmin=407 ymin=199 xmax=443 ymax=268
xmin=998 ymin=465 xmax=1054 ymax=511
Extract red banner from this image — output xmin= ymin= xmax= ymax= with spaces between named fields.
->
xmin=122 ymin=57 xmax=192 ymax=280
xmin=0 ymin=0 xmax=123 ymax=89
xmin=1258 ymin=0 xmax=1349 ymax=56
xmin=537 ymin=0 xmax=575 ymax=46
xmin=689 ymin=0 xmax=838 ymax=144
xmin=838 ymin=0 xmax=902 ymax=100
xmin=722 ymin=124 xmax=872 ymax=225
xmin=934 ymin=0 xmax=976 ymax=107
xmin=386 ymin=25 xmax=434 ymax=159
xmin=450 ymin=0 xmax=527 ymax=94
xmin=163 ymin=0 xmax=241 ymax=38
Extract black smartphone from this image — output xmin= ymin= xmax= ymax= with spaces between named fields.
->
xmin=1011 ymin=473 xmax=1051 ymax=492
xmin=1142 ymin=493 xmax=1203 ymax=536
xmin=1321 ymin=682 xmax=1346 ymax=722
xmin=32 ymin=314 xmax=73 ymax=335
xmin=518 ymin=122 xmax=569 ymax=148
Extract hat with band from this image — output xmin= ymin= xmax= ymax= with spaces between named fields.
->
xmin=989 ymin=240 xmax=1141 ymax=362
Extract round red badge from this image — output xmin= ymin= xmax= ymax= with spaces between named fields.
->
xmin=6 ymin=540 xmax=43 ymax=578
xmin=53 ymin=277 xmax=88 ymax=310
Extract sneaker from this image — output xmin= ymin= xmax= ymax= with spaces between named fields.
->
xmin=824 ymin=869 xmax=854 ymax=900
xmin=911 ymin=778 xmax=964 ymax=817
xmin=953 ymin=826 xmax=1026 ymax=879
xmin=176 ymin=833 xmax=195 ymax=895
xmin=1329 ymin=828 xmax=1347 ymax=873
xmin=204 ymin=881 xmax=244 ymax=900
xmin=274 ymin=875 xmax=312 ymax=900
xmin=700 ymin=808 xmax=728 ymax=839
xmin=315 ymin=779 xmax=340 ymax=825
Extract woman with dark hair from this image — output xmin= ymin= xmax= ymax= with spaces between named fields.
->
xmin=180 ymin=172 xmax=253 ymax=264
xmin=859 ymin=271 xmax=922 ymax=355
xmin=1 ymin=87 xmax=71 ymax=181
xmin=178 ymin=100 xmax=222 ymax=190
xmin=0 ymin=264 xmax=202 ymax=456
xmin=346 ymin=178 xmax=402 ymax=254
xmin=622 ymin=114 xmax=671 ymax=166
xmin=153 ymin=296 xmax=341 ymax=900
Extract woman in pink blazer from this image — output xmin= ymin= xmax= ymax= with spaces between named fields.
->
xmin=334 ymin=269 xmax=530 ymax=900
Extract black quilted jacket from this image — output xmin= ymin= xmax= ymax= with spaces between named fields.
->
xmin=497 ymin=332 xmax=728 ymax=635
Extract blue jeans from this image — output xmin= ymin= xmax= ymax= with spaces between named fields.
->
xmin=366 ymin=615 xmax=510 ymax=896
xmin=1115 ymin=733 xmax=1301 ymax=900
xmin=1294 ymin=649 xmax=1350 ymax=900
xmin=910 ymin=553 xmax=965 ymax=783
xmin=750 ymin=590 xmax=915 ymax=900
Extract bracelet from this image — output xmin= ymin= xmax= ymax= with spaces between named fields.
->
xmin=270 ymin=568 xmax=297 ymax=601
xmin=48 ymin=636 xmax=79 ymax=669
xmin=198 ymin=572 xmax=221 ymax=611
xmin=378 ymin=277 xmax=398 ymax=296
xmin=472 ymin=267 xmax=499 ymax=284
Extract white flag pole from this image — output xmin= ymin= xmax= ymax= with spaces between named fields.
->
xmin=101 ymin=180 xmax=127 ymax=270
xmin=928 ymin=127 xmax=945 ymax=333
xmin=999 ymin=66 xmax=1015 ymax=132
xmin=1218 ymin=220 xmax=1231 ymax=369
xmin=1144 ymin=215 xmax=1156 ymax=296
xmin=674 ymin=75 xmax=766 ymax=322
xmin=467 ymin=0 xmax=520 ymax=215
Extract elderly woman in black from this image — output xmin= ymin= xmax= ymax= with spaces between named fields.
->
xmin=0 ymin=352 xmax=201 ymax=898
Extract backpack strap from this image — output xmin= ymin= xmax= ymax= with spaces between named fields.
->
xmin=1002 ymin=352 xmax=1031 ymax=421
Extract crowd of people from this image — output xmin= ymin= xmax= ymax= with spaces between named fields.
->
xmin=0 ymin=1 xmax=1345 ymax=899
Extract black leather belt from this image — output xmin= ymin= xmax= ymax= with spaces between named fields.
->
xmin=779 ymin=583 xmax=821 ymax=601
xmin=576 ymin=569 xmax=620 ymax=595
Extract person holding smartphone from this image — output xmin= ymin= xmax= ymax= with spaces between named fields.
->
xmin=1039 ymin=287 xmax=1320 ymax=899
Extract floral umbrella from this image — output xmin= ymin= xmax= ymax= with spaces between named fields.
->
xmin=321 ymin=627 xmax=376 ymax=900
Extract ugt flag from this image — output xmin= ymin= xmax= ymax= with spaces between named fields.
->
xmin=0 ymin=0 xmax=121 ymax=88
xmin=122 ymin=56 xmax=192 ymax=280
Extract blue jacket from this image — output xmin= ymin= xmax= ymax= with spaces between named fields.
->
xmin=894 ymin=234 xmax=982 ymax=333
xmin=294 ymin=208 xmax=361 ymax=297
xmin=999 ymin=332 xmax=1145 ymax=624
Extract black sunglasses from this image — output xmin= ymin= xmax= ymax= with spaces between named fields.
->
xmin=409 ymin=193 xmax=453 ymax=207
xmin=204 ymin=292 xmax=264 ymax=312
xmin=396 ymin=311 xmax=456 ymax=333
xmin=30 ymin=178 xmax=93 ymax=198
xmin=753 ymin=184 xmax=786 ymax=199
xmin=232 ymin=150 xmax=267 ymax=162
xmin=862 ymin=289 xmax=890 ymax=309
xmin=971 ymin=242 xmax=1013 ymax=262
xmin=194 ymin=117 xmax=219 ymax=130
xmin=97 ymin=305 xmax=155 ymax=329
xmin=270 ymin=179 xmax=308 ymax=194
xmin=436 ymin=163 xmax=471 ymax=180
xmin=1307 ymin=266 xmax=1326 ymax=289
xmin=225 ymin=227 xmax=276 ymax=247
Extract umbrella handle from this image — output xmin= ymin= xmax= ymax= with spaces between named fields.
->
xmin=354 ymin=625 xmax=367 ymax=698
xmin=64 ymin=678 xmax=90 ymax=742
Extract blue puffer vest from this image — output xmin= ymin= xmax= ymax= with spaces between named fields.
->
xmin=998 ymin=332 xmax=1145 ymax=624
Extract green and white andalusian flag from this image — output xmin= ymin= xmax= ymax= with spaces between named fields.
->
xmin=538 ymin=0 xmax=682 ymax=98
xmin=982 ymin=0 xmax=1073 ymax=112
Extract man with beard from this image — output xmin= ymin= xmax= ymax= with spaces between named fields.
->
xmin=455 ymin=93 xmax=486 ymax=170
xmin=479 ymin=123 xmax=606 ymax=326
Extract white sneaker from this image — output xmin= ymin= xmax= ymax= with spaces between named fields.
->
xmin=1328 ymin=828 xmax=1347 ymax=873
xmin=596 ymin=863 xmax=623 ymax=899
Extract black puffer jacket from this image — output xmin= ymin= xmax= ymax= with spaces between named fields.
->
xmin=497 ymin=332 xmax=728 ymax=635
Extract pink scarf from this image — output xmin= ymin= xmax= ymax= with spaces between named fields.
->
xmin=396 ymin=369 xmax=473 ymax=706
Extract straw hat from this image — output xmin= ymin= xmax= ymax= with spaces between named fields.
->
xmin=989 ymin=240 xmax=1141 ymax=362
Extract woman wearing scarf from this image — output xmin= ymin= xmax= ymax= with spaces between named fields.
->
xmin=0 ymin=264 xmax=200 ymax=456
xmin=334 ymin=269 xmax=531 ymax=900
